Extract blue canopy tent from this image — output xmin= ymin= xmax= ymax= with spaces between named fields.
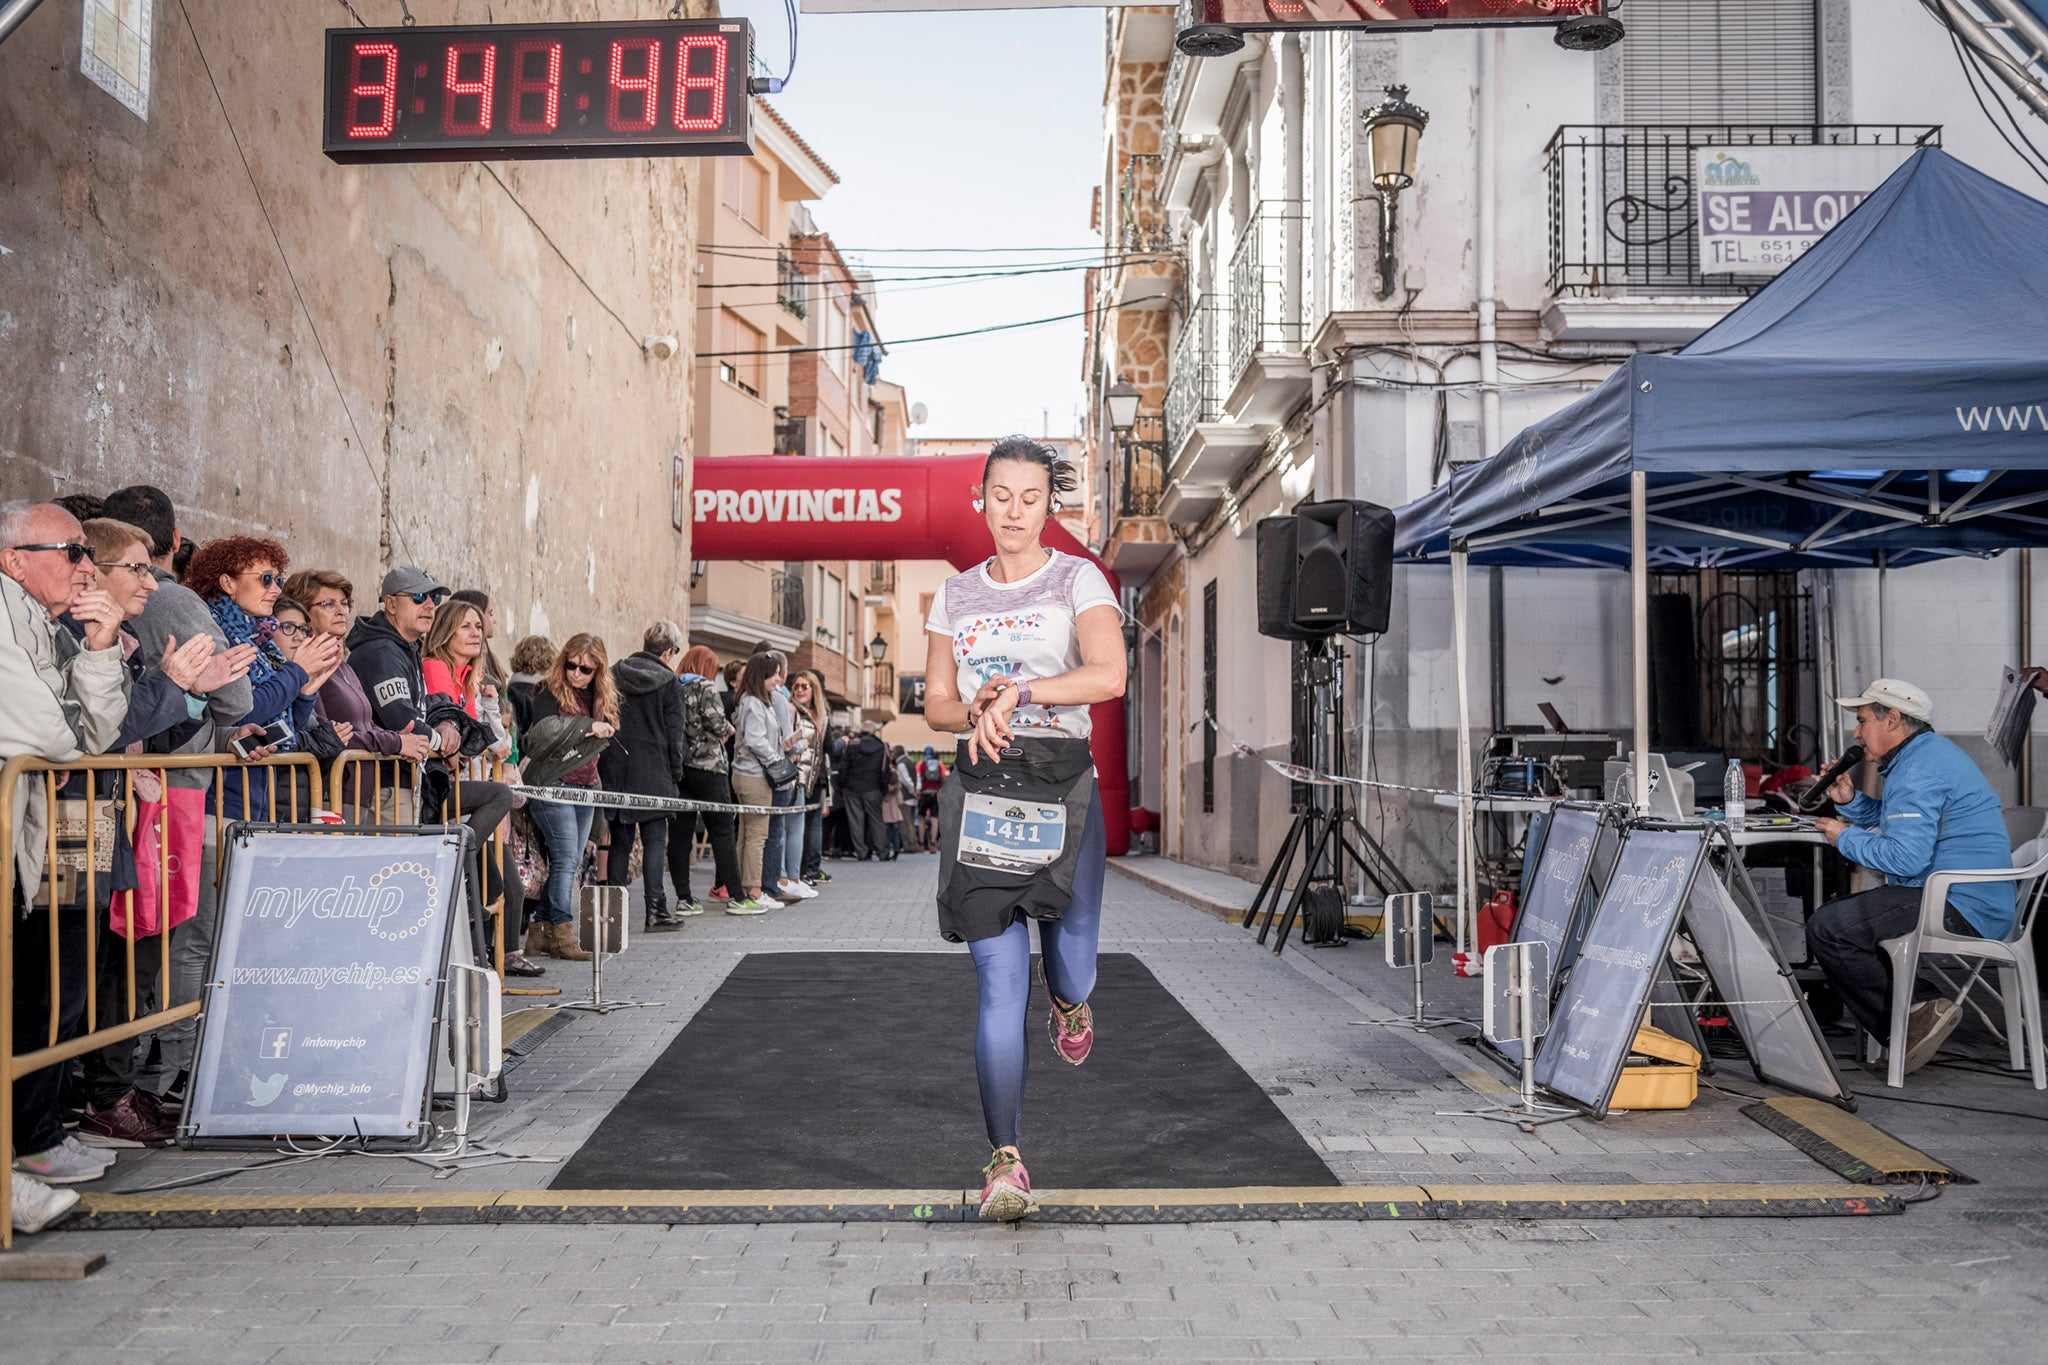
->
xmin=1391 ymin=148 xmax=2048 ymax=940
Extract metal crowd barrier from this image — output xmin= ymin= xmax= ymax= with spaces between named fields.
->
xmin=326 ymin=750 xmax=513 ymax=978
xmin=0 ymin=750 xmax=325 ymax=1249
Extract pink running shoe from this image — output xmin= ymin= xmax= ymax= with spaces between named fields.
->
xmin=1047 ymin=987 xmax=1094 ymax=1066
xmin=979 ymin=1149 xmax=1037 ymax=1222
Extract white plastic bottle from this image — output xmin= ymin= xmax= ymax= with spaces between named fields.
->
xmin=1725 ymin=758 xmax=1746 ymax=824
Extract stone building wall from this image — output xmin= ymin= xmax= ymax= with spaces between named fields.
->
xmin=0 ymin=1 xmax=709 ymax=650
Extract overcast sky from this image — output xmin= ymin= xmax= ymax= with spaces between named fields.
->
xmin=715 ymin=4 xmax=1107 ymax=440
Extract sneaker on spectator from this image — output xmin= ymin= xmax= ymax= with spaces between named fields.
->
xmin=776 ymin=878 xmax=818 ymax=901
xmin=10 ymin=1173 xmax=80 ymax=1235
xmin=803 ymin=871 xmax=832 ymax=885
xmin=156 ymin=1070 xmax=190 ymax=1115
xmin=78 ymin=1088 xmax=176 ymax=1148
xmin=63 ymin=1133 xmax=115 ymax=1166
xmin=755 ymin=892 xmax=785 ymax=910
xmin=707 ymin=885 xmax=731 ymax=901
xmin=725 ymin=897 xmax=771 ymax=916
xmin=1902 ymin=997 xmax=1963 ymax=1074
xmin=15 ymin=1139 xmax=110 ymax=1184
xmin=676 ymin=899 xmax=706 ymax=916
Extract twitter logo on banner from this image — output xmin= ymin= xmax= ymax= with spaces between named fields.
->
xmin=247 ymin=1073 xmax=287 ymax=1107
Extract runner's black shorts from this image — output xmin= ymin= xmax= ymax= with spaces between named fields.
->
xmin=916 ymin=792 xmax=939 ymax=818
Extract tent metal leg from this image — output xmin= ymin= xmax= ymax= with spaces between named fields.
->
xmin=1630 ymin=472 xmax=1651 ymax=812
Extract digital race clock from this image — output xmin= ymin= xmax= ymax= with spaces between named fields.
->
xmin=322 ymin=20 xmax=754 ymax=164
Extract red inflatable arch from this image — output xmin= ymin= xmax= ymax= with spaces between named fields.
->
xmin=691 ymin=454 xmax=1129 ymax=856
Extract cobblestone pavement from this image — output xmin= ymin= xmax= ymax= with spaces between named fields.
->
xmin=7 ymin=854 xmax=2047 ymax=1361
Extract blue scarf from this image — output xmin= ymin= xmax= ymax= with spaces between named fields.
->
xmin=206 ymin=593 xmax=283 ymax=689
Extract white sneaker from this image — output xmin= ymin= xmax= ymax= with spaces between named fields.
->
xmin=14 ymin=1139 xmax=109 ymax=1185
xmin=10 ymin=1173 xmax=80 ymax=1234
xmin=755 ymin=893 xmax=785 ymax=910
xmin=777 ymin=879 xmax=818 ymax=901
xmin=63 ymin=1133 xmax=114 ymax=1167
xmin=725 ymin=898 xmax=771 ymax=916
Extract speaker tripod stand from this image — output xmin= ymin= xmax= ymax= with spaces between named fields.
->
xmin=1244 ymin=638 xmax=1410 ymax=955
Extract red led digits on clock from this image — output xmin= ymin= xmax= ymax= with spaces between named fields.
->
xmin=508 ymin=40 xmax=563 ymax=134
xmin=607 ymin=38 xmax=661 ymax=133
xmin=345 ymin=42 xmax=399 ymax=138
xmin=673 ymin=35 xmax=726 ymax=131
xmin=441 ymin=41 xmax=496 ymax=136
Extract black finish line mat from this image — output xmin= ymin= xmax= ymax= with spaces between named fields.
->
xmin=551 ymin=950 xmax=1338 ymax=1191
xmin=64 ymin=1182 xmax=1905 ymax=1230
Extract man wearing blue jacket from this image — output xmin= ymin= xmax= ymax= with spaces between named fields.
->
xmin=1810 ymin=678 xmax=2015 ymax=1074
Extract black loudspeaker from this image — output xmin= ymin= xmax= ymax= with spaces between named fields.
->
xmin=1255 ymin=516 xmax=1308 ymax=640
xmin=1256 ymin=500 xmax=1395 ymax=640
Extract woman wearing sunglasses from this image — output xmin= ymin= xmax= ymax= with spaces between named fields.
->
xmin=186 ymin=536 xmax=345 ymax=822
xmin=521 ymin=634 xmax=618 ymax=961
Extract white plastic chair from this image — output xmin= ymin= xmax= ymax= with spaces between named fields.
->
xmin=2005 ymin=807 xmax=2048 ymax=856
xmin=1876 ymin=840 xmax=2048 ymax=1090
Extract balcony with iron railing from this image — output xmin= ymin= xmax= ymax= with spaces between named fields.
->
xmin=865 ymin=561 xmax=897 ymax=597
xmin=776 ymin=248 xmax=809 ymax=319
xmin=1119 ymin=153 xmax=1175 ymax=256
xmin=768 ymin=568 xmax=806 ymax=632
xmin=773 ymin=409 xmax=805 ymax=457
xmin=1164 ymin=300 xmax=1222 ymax=459
xmin=1227 ymin=201 xmax=1307 ymax=385
xmin=1101 ymin=414 xmax=1175 ymax=578
xmin=1117 ymin=414 xmax=1166 ymax=519
xmin=869 ymin=661 xmax=897 ymax=715
xmin=1546 ymin=124 xmax=1941 ymax=298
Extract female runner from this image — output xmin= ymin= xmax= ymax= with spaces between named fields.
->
xmin=923 ymin=435 xmax=1126 ymax=1221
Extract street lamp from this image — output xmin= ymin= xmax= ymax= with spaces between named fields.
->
xmin=867 ymin=631 xmax=888 ymax=663
xmin=1104 ymin=378 xmax=1140 ymax=437
xmin=1361 ymin=85 xmax=1429 ymax=301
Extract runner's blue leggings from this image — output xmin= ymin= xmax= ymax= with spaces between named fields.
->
xmin=966 ymin=793 xmax=1107 ymax=1150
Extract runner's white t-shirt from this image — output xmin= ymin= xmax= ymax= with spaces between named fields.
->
xmin=925 ymin=549 xmax=1118 ymax=739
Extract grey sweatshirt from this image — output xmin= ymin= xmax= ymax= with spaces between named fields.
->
xmin=125 ymin=568 xmax=255 ymax=790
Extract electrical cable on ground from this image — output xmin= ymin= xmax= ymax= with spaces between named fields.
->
xmin=1850 ymin=1088 xmax=2048 ymax=1122
xmin=177 ymin=0 xmax=414 ymax=564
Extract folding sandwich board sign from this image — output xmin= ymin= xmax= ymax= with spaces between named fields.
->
xmin=185 ymin=827 xmax=469 ymax=1147
xmin=1534 ymin=822 xmax=1709 ymax=1116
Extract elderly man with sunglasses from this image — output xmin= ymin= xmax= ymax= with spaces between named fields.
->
xmin=0 ymin=500 xmax=134 ymax=1230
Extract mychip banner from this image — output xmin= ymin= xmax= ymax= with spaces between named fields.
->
xmin=185 ymin=829 xmax=467 ymax=1144
xmin=1695 ymin=143 xmax=1917 ymax=277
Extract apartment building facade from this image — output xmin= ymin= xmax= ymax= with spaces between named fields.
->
xmin=1088 ymin=0 xmax=2048 ymax=884
xmin=690 ymin=104 xmax=914 ymax=722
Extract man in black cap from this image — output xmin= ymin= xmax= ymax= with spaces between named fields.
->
xmin=347 ymin=566 xmax=456 ymax=755
xmin=345 ymin=567 xmax=527 ymax=966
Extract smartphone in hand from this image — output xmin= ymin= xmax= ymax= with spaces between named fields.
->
xmin=230 ymin=720 xmax=293 ymax=760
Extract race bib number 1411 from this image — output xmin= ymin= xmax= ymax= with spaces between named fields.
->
xmin=957 ymin=793 xmax=1067 ymax=875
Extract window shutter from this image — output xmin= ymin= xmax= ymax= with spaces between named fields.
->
xmin=1622 ymin=0 xmax=1818 ymax=124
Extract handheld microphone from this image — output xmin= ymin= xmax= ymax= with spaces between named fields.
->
xmin=1799 ymin=745 xmax=1866 ymax=812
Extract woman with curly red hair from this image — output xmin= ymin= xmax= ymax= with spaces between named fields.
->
xmin=187 ymin=535 xmax=343 ymax=819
